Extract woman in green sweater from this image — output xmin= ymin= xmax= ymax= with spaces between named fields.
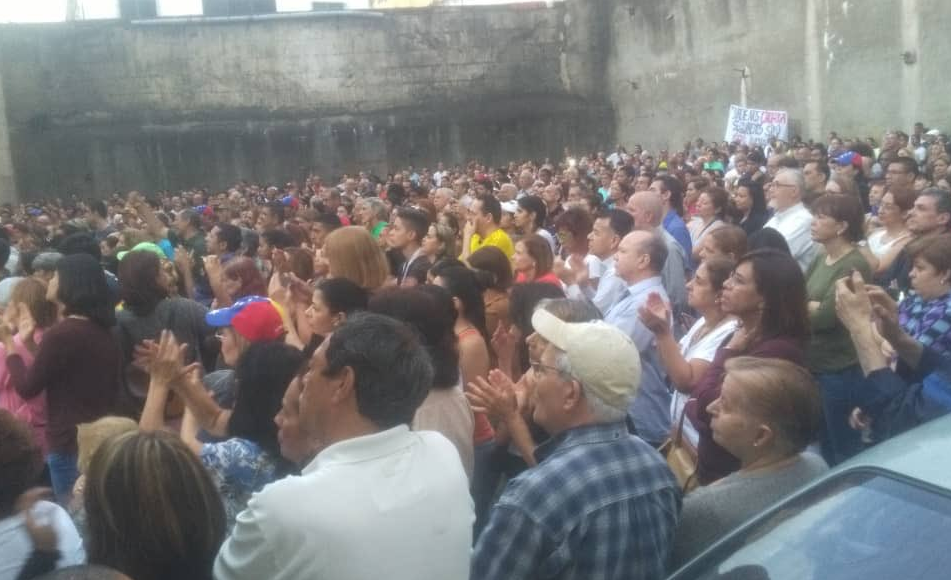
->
xmin=805 ymin=193 xmax=871 ymax=465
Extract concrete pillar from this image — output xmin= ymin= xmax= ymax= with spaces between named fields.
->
xmin=803 ymin=0 xmax=823 ymax=140
xmin=900 ymin=0 xmax=922 ymax=130
xmin=0 ymin=46 xmax=17 ymax=203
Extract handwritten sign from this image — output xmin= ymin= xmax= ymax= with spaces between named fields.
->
xmin=724 ymin=105 xmax=788 ymax=146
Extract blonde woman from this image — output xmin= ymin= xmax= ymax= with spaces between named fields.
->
xmin=323 ymin=226 xmax=390 ymax=292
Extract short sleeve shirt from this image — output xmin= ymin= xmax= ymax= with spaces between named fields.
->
xmin=201 ymin=438 xmax=284 ymax=529
xmin=470 ymin=228 xmax=514 ymax=259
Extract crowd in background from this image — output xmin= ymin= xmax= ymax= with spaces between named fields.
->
xmin=1 ymin=123 xmax=951 ymax=580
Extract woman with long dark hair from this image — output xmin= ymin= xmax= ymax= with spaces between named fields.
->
xmin=467 ymin=246 xmax=513 ymax=336
xmin=369 ymin=286 xmax=474 ymax=479
xmin=432 ymin=265 xmax=496 ymax=531
xmin=686 ymin=249 xmax=810 ymax=484
xmin=141 ymin=331 xmax=301 ymax=530
xmin=732 ymin=177 xmax=769 ymax=236
xmin=4 ymin=254 xmax=121 ymax=501
xmin=116 ymin=250 xmax=215 ymax=408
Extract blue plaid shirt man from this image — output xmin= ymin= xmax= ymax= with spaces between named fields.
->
xmin=471 ymin=421 xmax=681 ymax=580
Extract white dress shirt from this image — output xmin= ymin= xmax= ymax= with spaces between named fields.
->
xmin=565 ymin=254 xmax=627 ymax=315
xmin=763 ymin=202 xmax=816 ymax=271
xmin=214 ymin=426 xmax=473 ymax=580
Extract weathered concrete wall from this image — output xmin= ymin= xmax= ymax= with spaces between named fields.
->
xmin=605 ymin=0 xmax=951 ymax=150
xmin=0 ymin=46 xmax=16 ymax=203
xmin=0 ymin=4 xmax=613 ymax=198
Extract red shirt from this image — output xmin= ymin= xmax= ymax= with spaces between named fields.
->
xmin=515 ymin=271 xmax=563 ymax=288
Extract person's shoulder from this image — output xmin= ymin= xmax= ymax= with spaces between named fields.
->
xmin=844 ymin=249 xmax=873 ymax=275
xmin=45 ymin=318 xmax=90 ymax=339
xmin=753 ymin=336 xmax=803 ymax=360
xmin=413 ymin=429 xmax=470 ymax=471
xmin=492 ymin=228 xmax=513 ymax=246
xmin=166 ymin=296 xmax=209 ymax=316
xmin=502 ymin=433 xmax=670 ymax=504
xmin=797 ymin=451 xmax=830 ymax=476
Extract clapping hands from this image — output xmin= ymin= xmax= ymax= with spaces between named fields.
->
xmin=637 ymin=291 xmax=672 ymax=336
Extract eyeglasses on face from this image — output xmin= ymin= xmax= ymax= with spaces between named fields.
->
xmin=530 ymin=360 xmax=571 ymax=379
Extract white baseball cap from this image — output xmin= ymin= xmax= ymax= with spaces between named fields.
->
xmin=500 ymin=201 xmax=518 ymax=214
xmin=531 ymin=309 xmax=641 ymax=411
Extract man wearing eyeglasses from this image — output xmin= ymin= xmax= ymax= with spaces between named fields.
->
xmin=763 ymin=168 xmax=816 ymax=271
xmin=472 ymin=309 xmax=681 ymax=580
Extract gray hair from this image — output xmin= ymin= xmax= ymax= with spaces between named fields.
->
xmin=363 ymin=197 xmax=389 ymax=222
xmin=553 ymin=349 xmax=627 ymax=423
xmin=538 ymin=298 xmax=602 ymax=324
xmin=33 ymin=252 xmax=64 ymax=273
xmin=777 ymin=168 xmax=806 ymax=197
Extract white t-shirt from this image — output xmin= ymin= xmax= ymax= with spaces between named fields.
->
xmin=0 ymin=500 xmax=86 ymax=580
xmin=867 ymin=228 xmax=910 ymax=258
xmin=670 ymin=317 xmax=738 ymax=447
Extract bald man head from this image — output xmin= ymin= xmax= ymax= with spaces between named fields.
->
xmin=498 ymin=183 xmax=518 ymax=202
xmin=433 ymin=187 xmax=454 ymax=212
xmin=627 ymin=190 xmax=664 ymax=229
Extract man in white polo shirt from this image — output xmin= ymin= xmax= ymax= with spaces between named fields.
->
xmin=215 ymin=313 xmax=473 ymax=580
xmin=763 ymin=168 xmax=816 ymax=271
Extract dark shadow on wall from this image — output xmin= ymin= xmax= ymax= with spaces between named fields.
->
xmin=10 ymin=95 xmax=613 ymax=198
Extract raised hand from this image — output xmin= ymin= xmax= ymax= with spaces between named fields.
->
xmin=491 ymin=323 xmax=517 ymax=360
xmin=203 ymin=255 xmax=222 ymax=279
xmin=16 ymin=309 xmax=37 ymax=344
xmin=834 ymin=270 xmax=873 ymax=332
xmin=866 ymin=285 xmax=901 ymax=342
xmin=15 ymin=488 xmax=57 ymax=552
xmin=132 ymin=339 xmax=158 ymax=372
xmin=271 ymin=248 xmax=288 ymax=272
xmin=148 ymin=330 xmax=189 ymax=387
xmin=726 ymin=320 xmax=757 ymax=352
xmin=466 ymin=369 xmax=519 ymax=421
xmin=553 ymin=257 xmax=572 ymax=284
xmin=567 ymin=254 xmax=589 ymax=287
xmin=637 ymin=291 xmax=672 ymax=335
xmin=173 ymin=247 xmax=192 ymax=272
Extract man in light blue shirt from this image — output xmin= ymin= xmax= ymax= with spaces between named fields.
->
xmin=604 ymin=230 xmax=672 ymax=446
xmin=563 ymin=209 xmax=634 ymax=314
xmin=627 ymin=190 xmax=688 ymax=329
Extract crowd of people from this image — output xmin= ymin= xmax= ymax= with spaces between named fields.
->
xmin=1 ymin=124 xmax=951 ymax=580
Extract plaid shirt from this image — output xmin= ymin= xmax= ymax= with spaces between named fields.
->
xmin=471 ymin=422 xmax=681 ymax=580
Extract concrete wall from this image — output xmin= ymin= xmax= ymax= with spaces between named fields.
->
xmin=0 ymin=46 xmax=16 ymax=204
xmin=605 ymin=0 xmax=951 ymax=150
xmin=0 ymin=4 xmax=612 ymax=198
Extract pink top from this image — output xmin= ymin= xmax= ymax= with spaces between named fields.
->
xmin=0 ymin=330 xmax=47 ymax=454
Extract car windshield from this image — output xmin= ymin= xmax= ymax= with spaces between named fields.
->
xmin=674 ymin=470 xmax=951 ymax=580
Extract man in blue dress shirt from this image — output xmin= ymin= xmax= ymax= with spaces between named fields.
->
xmin=604 ymin=230 xmax=673 ymax=447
